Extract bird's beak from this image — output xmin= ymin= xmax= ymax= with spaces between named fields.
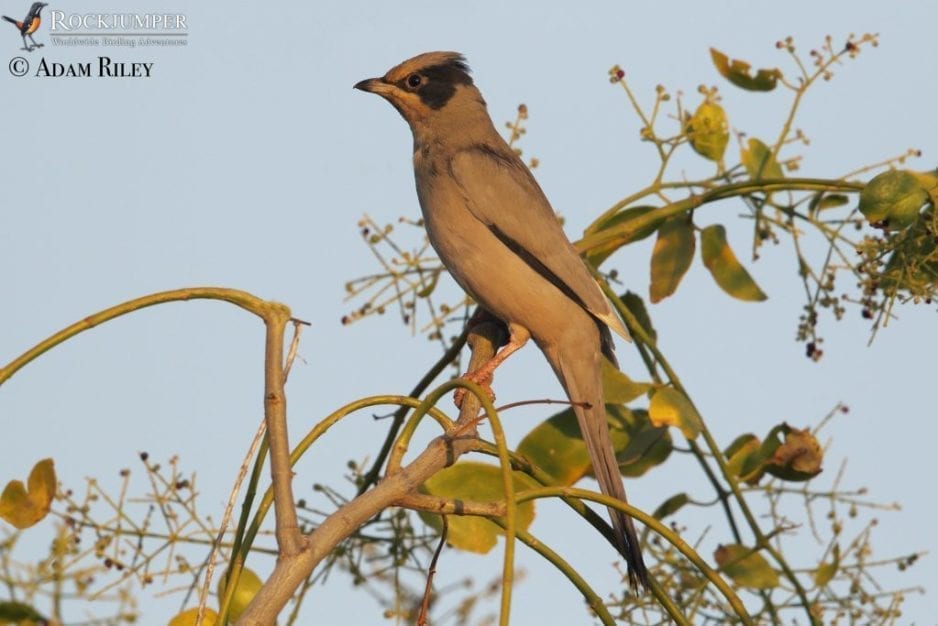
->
xmin=354 ymin=77 xmax=388 ymax=95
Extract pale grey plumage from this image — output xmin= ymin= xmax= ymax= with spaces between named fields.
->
xmin=355 ymin=51 xmax=648 ymax=589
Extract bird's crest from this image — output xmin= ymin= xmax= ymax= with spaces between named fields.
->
xmin=385 ymin=51 xmax=472 ymax=85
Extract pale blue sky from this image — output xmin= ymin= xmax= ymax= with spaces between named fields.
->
xmin=2 ymin=1 xmax=936 ymax=623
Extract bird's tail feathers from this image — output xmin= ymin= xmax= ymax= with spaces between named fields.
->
xmin=550 ymin=346 xmax=649 ymax=591
xmin=2 ymin=16 xmax=18 ymax=24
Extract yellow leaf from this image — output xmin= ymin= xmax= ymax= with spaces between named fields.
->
xmin=601 ymin=359 xmax=652 ymax=405
xmin=0 ymin=459 xmax=56 ymax=530
xmin=714 ymin=544 xmax=780 ymax=589
xmin=168 ymin=607 xmax=219 ymax=626
xmin=217 ymin=567 xmax=263 ymax=622
xmin=648 ymin=388 xmax=701 ymax=439
xmin=741 ymin=138 xmax=783 ymax=180
xmin=686 ymin=100 xmax=729 ymax=162
xmin=700 ymin=224 xmax=768 ymax=302
xmin=418 ymin=462 xmax=537 ymax=554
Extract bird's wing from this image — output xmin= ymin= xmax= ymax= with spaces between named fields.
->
xmin=450 ymin=146 xmax=629 ymax=340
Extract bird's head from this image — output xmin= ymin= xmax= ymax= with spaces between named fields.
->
xmin=355 ymin=52 xmax=490 ymax=140
xmin=31 ymin=2 xmax=48 ymax=14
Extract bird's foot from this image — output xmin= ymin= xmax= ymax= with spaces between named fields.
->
xmin=21 ymin=45 xmax=32 ymax=51
xmin=35 ymin=43 xmax=44 ymax=48
xmin=453 ymin=369 xmax=495 ymax=409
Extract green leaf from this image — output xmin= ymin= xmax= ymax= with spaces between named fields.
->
xmin=583 ymin=205 xmax=663 ymax=267
xmin=415 ymin=271 xmax=440 ymax=298
xmin=602 ymin=358 xmax=652 ymax=404
xmin=0 ymin=458 xmax=56 ymax=530
xmin=710 ymin=48 xmax=781 ymax=91
xmin=724 ymin=434 xmax=763 ymax=483
xmin=0 ymin=601 xmax=47 ymax=622
xmin=914 ymin=169 xmax=938 ymax=207
xmin=686 ymin=100 xmax=729 ymax=162
xmin=714 ymin=544 xmax=780 ymax=589
xmin=620 ymin=291 xmax=657 ymax=341
xmin=810 ymin=193 xmax=850 ymax=213
xmin=517 ymin=407 xmax=592 ymax=486
xmin=649 ymin=214 xmax=695 ymax=303
xmin=815 ymin=544 xmax=841 ymax=587
xmin=652 ymin=492 xmax=689 ymax=520
xmin=648 ymin=387 xmax=702 ymax=439
xmin=517 ymin=405 xmax=671 ymax=485
xmin=859 ymin=170 xmax=930 ymax=228
xmin=700 ymin=224 xmax=768 ymax=301
xmin=610 ymin=407 xmax=673 ymax=477
xmin=741 ymin=138 xmax=784 ymax=180
xmin=418 ymin=462 xmax=537 ymax=553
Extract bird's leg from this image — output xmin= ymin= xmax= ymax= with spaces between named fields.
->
xmin=454 ymin=325 xmax=529 ymax=408
xmin=29 ymin=34 xmax=42 ymax=48
xmin=21 ymin=35 xmax=31 ymax=51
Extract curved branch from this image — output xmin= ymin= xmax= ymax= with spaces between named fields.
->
xmin=0 ymin=287 xmax=280 ymax=386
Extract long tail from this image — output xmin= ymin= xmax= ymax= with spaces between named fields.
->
xmin=545 ymin=337 xmax=649 ymax=591
xmin=2 ymin=16 xmax=18 ymax=25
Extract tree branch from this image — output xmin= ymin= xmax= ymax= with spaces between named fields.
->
xmin=236 ymin=321 xmax=504 ymax=624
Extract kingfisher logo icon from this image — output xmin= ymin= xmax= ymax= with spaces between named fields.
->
xmin=2 ymin=2 xmax=47 ymax=51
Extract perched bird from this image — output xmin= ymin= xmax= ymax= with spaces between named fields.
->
xmin=355 ymin=52 xmax=649 ymax=589
xmin=2 ymin=2 xmax=47 ymax=52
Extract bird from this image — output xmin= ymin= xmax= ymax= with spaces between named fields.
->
xmin=2 ymin=2 xmax=47 ymax=52
xmin=355 ymin=51 xmax=649 ymax=590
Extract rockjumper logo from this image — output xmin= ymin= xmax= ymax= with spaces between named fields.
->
xmin=46 ymin=9 xmax=188 ymax=48
xmin=49 ymin=11 xmax=187 ymax=31
xmin=2 ymin=2 xmax=48 ymax=52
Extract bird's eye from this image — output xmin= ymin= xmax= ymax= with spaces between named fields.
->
xmin=406 ymin=73 xmax=422 ymax=89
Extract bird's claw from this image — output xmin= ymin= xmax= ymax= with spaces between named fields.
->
xmin=453 ymin=371 xmax=495 ymax=409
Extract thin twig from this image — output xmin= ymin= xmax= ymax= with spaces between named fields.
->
xmin=416 ymin=516 xmax=448 ymax=626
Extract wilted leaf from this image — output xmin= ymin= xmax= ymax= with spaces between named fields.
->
xmin=815 ymin=545 xmax=841 ymax=587
xmin=653 ymin=492 xmax=689 ymax=520
xmin=419 ymin=462 xmax=537 ymax=553
xmin=0 ymin=459 xmax=56 ymax=529
xmin=700 ymin=224 xmax=768 ymax=301
xmin=741 ymin=138 xmax=783 ymax=180
xmin=764 ymin=424 xmax=823 ymax=481
xmin=169 ymin=608 xmax=219 ymax=626
xmin=710 ymin=48 xmax=781 ymax=91
xmin=649 ymin=215 xmax=695 ymax=303
xmin=582 ymin=205 xmax=663 ymax=267
xmin=859 ymin=170 xmax=930 ymax=228
xmin=620 ymin=291 xmax=657 ymax=341
xmin=648 ymin=387 xmax=702 ymax=439
xmin=715 ymin=544 xmax=780 ymax=589
xmin=602 ymin=358 xmax=652 ymax=404
xmin=686 ymin=100 xmax=729 ymax=162
xmin=726 ymin=424 xmax=823 ymax=485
